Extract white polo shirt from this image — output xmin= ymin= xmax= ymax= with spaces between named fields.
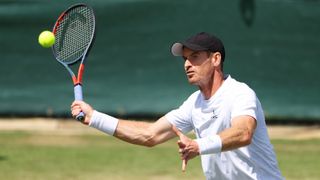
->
xmin=166 ymin=75 xmax=284 ymax=180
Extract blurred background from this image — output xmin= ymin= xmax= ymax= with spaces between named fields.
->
xmin=0 ymin=0 xmax=319 ymax=122
xmin=1 ymin=1 xmax=320 ymax=180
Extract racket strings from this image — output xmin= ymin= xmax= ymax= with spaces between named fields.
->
xmin=54 ymin=6 xmax=95 ymax=64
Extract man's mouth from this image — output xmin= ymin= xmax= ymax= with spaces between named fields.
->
xmin=186 ymin=71 xmax=194 ymax=76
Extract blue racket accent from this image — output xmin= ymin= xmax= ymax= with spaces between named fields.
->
xmin=74 ymin=84 xmax=84 ymax=121
xmin=74 ymin=84 xmax=83 ymax=101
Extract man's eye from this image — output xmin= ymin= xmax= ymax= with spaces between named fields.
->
xmin=191 ymin=55 xmax=198 ymax=59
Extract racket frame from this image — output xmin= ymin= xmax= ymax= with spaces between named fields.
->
xmin=52 ymin=3 xmax=96 ymax=121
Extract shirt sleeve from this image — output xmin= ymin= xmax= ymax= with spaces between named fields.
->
xmin=165 ymin=93 xmax=198 ymax=134
xmin=231 ymin=89 xmax=258 ymax=120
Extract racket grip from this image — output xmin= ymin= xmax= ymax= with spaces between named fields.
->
xmin=182 ymin=159 xmax=187 ymax=172
xmin=74 ymin=84 xmax=85 ymax=122
xmin=76 ymin=112 xmax=85 ymax=122
xmin=74 ymin=84 xmax=83 ymax=100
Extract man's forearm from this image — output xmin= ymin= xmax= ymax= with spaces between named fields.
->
xmin=219 ymin=126 xmax=253 ymax=152
xmin=114 ymin=120 xmax=157 ymax=147
xmin=89 ymin=113 xmax=176 ymax=147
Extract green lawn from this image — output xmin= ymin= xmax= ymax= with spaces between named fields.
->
xmin=273 ymin=139 xmax=320 ymax=180
xmin=0 ymin=131 xmax=319 ymax=180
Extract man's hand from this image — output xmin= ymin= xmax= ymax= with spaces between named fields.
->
xmin=177 ymin=135 xmax=200 ymax=162
xmin=172 ymin=126 xmax=200 ymax=172
xmin=71 ymin=100 xmax=94 ymax=125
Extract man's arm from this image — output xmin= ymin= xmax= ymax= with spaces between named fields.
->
xmin=177 ymin=115 xmax=257 ymax=161
xmin=219 ymin=115 xmax=257 ymax=151
xmin=71 ymin=100 xmax=176 ymax=147
xmin=114 ymin=116 xmax=176 ymax=147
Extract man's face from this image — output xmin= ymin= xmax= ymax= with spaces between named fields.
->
xmin=182 ymin=47 xmax=214 ymax=86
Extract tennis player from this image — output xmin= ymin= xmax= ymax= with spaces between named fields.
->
xmin=71 ymin=32 xmax=284 ymax=180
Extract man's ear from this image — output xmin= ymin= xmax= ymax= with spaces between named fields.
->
xmin=212 ymin=52 xmax=222 ymax=67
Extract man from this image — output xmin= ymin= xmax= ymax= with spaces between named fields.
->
xmin=71 ymin=32 xmax=284 ymax=180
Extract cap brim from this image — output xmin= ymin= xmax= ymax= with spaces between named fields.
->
xmin=171 ymin=43 xmax=183 ymax=56
xmin=171 ymin=42 xmax=209 ymax=57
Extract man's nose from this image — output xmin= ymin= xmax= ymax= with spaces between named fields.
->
xmin=184 ymin=59 xmax=192 ymax=70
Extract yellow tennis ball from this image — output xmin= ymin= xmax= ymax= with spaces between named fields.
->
xmin=38 ymin=30 xmax=55 ymax=48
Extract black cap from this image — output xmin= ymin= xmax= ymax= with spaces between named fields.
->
xmin=171 ymin=32 xmax=225 ymax=61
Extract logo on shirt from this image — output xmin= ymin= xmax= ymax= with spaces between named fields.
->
xmin=211 ymin=110 xmax=218 ymax=120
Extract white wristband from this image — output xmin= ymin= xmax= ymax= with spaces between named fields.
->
xmin=89 ymin=110 xmax=119 ymax=136
xmin=195 ymin=135 xmax=222 ymax=155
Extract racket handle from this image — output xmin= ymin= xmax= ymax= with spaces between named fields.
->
xmin=76 ymin=112 xmax=85 ymax=122
xmin=74 ymin=84 xmax=83 ymax=100
xmin=74 ymin=84 xmax=85 ymax=122
xmin=182 ymin=159 xmax=187 ymax=172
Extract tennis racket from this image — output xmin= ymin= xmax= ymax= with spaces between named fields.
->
xmin=52 ymin=3 xmax=96 ymax=122
xmin=172 ymin=125 xmax=187 ymax=172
